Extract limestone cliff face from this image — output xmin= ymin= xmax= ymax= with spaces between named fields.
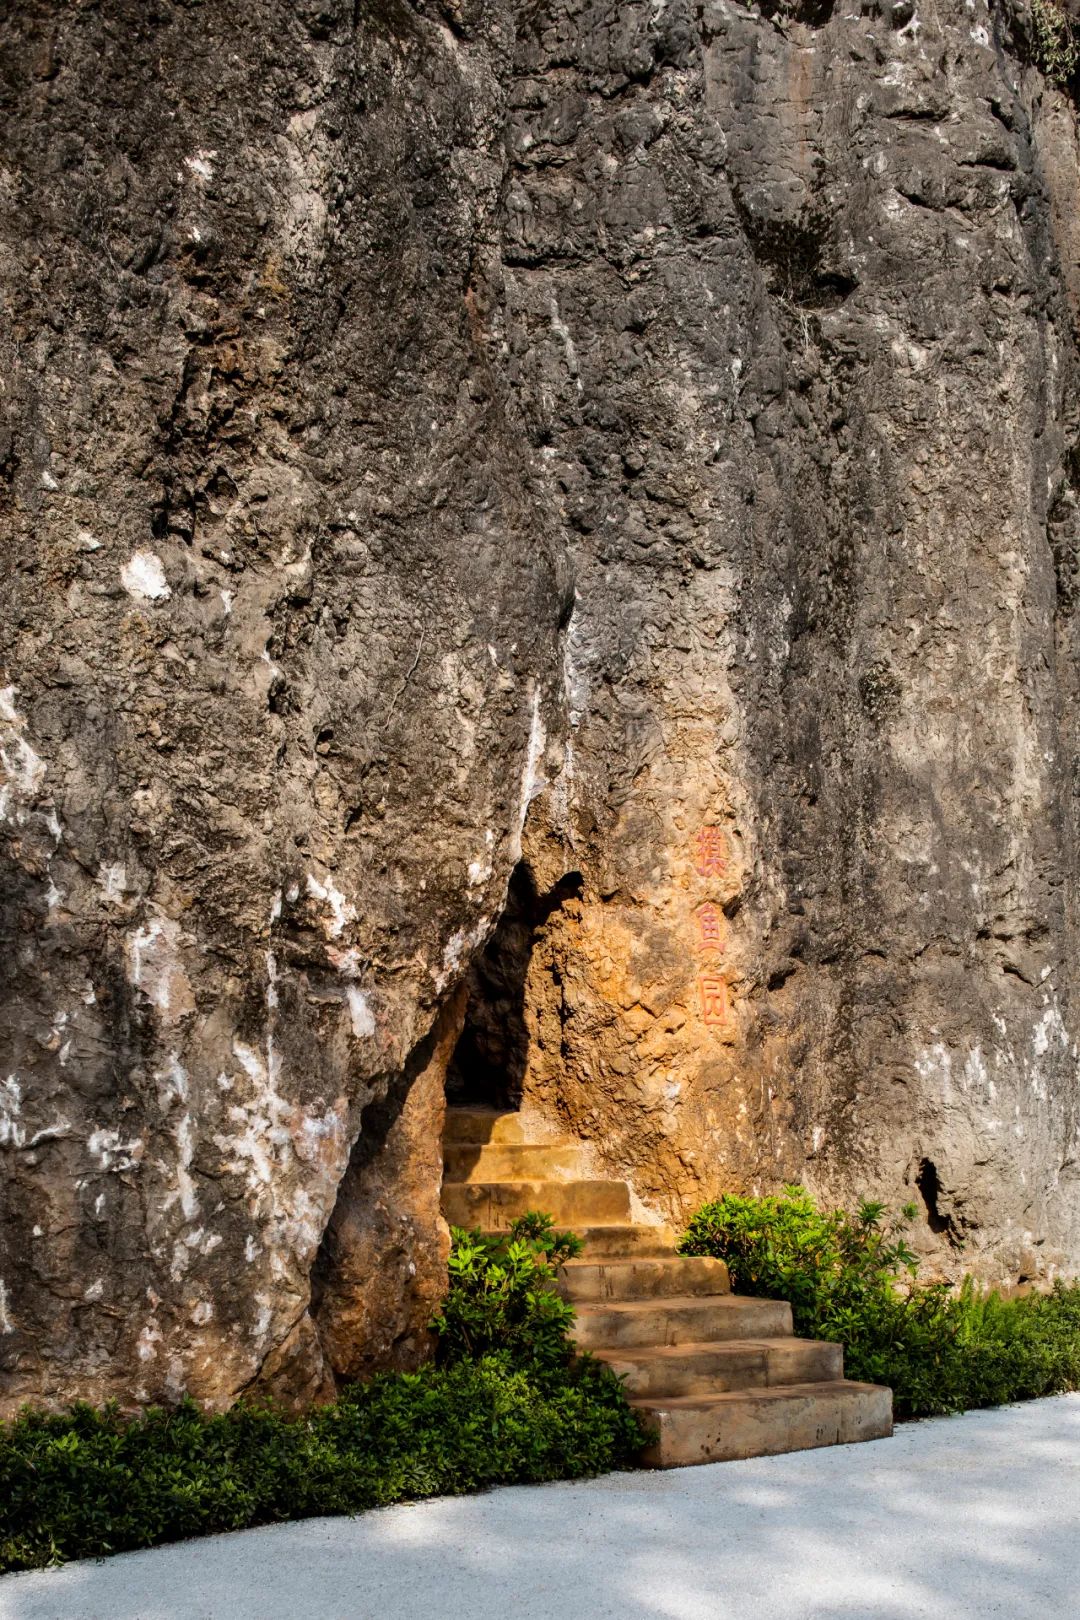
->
xmin=2 ymin=0 xmax=1079 ymax=1414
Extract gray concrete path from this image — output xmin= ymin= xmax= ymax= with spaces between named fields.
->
xmin=3 ymin=1394 xmax=1079 ymax=1620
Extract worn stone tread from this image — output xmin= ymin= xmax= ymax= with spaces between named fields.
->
xmin=591 ymin=1336 xmax=844 ymax=1397
xmin=557 ymin=1255 xmax=730 ymax=1301
xmin=442 ymin=1109 xmax=530 ymax=1146
xmin=632 ymin=1378 xmax=882 ymax=1411
xmin=443 ymin=1142 xmax=588 ymax=1182
xmin=571 ymin=1293 xmax=794 ymax=1349
xmin=442 ymin=1177 xmax=632 ymax=1226
xmin=632 ymin=1380 xmax=894 ymax=1467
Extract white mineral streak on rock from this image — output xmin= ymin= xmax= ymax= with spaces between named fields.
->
xmin=914 ymin=1041 xmax=954 ymax=1105
xmin=0 ymin=1281 xmax=13 ymax=1335
xmin=253 ymin=1295 xmax=274 ymax=1341
xmin=328 ymin=944 xmax=362 ymax=977
xmin=436 ymin=914 xmax=491 ymax=993
xmin=126 ymin=911 xmax=195 ymax=1023
xmin=522 ymin=687 xmax=547 ymax=808
xmin=164 ymin=1356 xmax=186 ymax=1401
xmin=0 ymin=694 xmax=67 ymax=933
xmin=87 ymin=1128 xmax=143 ymax=1171
xmin=562 ymin=594 xmax=588 ymax=730
xmin=175 ymin=1113 xmax=199 ymax=1223
xmin=347 ymin=986 xmax=376 ymax=1038
xmin=214 ymin=1034 xmax=350 ymax=1275
xmin=185 ymin=152 xmax=214 ymax=180
xmin=280 ymin=110 xmax=330 ymax=268
xmin=120 ymin=550 xmax=171 ymax=601
xmin=508 ymin=685 xmax=547 ymax=870
xmin=1029 ymin=1001 xmax=1068 ymax=1105
xmin=1033 ymin=1004 xmax=1066 ymax=1059
xmin=260 ymin=646 xmax=282 ymax=685
xmin=466 ymin=828 xmax=496 ymax=889
xmin=305 ymin=871 xmax=355 ymax=937
xmin=0 ymin=1076 xmax=23 ymax=1148
xmin=28 ymin=1120 xmax=71 ymax=1147
xmin=136 ymin=1321 xmax=162 ymax=1362
xmin=98 ymin=862 xmax=127 ymax=902
xmin=0 ymin=1075 xmax=66 ymax=1152
xmin=549 ymin=292 xmax=583 ymax=393
xmin=0 ymin=687 xmax=47 ymax=827
xmin=155 ymin=1055 xmax=189 ymax=1111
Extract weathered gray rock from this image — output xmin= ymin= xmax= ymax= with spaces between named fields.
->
xmin=2 ymin=0 xmax=1079 ymax=1414
xmin=502 ymin=0 xmax=1080 ymax=1287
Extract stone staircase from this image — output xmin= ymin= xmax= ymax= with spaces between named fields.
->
xmin=443 ymin=1106 xmax=893 ymax=1468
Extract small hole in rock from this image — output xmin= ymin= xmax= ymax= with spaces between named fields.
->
xmin=916 ymin=1157 xmax=950 ymax=1235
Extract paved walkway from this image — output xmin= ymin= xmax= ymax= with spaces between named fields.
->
xmin=3 ymin=1394 xmax=1078 ymax=1620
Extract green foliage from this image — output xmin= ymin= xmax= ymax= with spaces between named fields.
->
xmin=681 ymin=1186 xmax=1080 ymax=1420
xmin=432 ymin=1212 xmax=583 ymax=1371
xmin=0 ymin=1214 xmax=644 ymax=1575
xmin=1030 ymin=0 xmax=1080 ymax=86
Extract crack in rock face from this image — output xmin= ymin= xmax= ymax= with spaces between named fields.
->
xmin=2 ymin=0 xmax=1080 ymax=1413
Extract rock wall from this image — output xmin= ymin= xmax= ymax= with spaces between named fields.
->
xmin=500 ymin=0 xmax=1080 ymax=1285
xmin=2 ymin=0 xmax=1080 ymax=1414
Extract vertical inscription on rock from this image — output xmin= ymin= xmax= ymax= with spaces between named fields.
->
xmin=689 ymin=826 xmax=731 ymax=1033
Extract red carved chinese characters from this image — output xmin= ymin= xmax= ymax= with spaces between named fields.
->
xmin=692 ymin=825 xmax=727 ymax=877
xmin=697 ymin=974 xmax=728 ymax=1026
xmin=689 ymin=824 xmax=730 ymax=1030
xmin=694 ymin=902 xmax=723 ymax=954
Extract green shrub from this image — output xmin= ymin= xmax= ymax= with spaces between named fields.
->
xmin=680 ymin=1186 xmax=1080 ymax=1419
xmin=432 ymin=1212 xmax=583 ymax=1371
xmin=0 ymin=1214 xmax=644 ymax=1574
xmin=1030 ymin=0 xmax=1080 ymax=86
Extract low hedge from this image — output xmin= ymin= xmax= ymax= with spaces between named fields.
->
xmin=0 ymin=1215 xmax=645 ymax=1574
xmin=680 ymin=1186 xmax=1080 ymax=1419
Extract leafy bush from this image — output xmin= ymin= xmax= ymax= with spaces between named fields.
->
xmin=0 ymin=1214 xmax=644 ymax=1574
xmin=681 ymin=1186 xmax=1080 ymax=1419
xmin=432 ymin=1212 xmax=583 ymax=1371
xmin=1030 ymin=0 xmax=1080 ymax=87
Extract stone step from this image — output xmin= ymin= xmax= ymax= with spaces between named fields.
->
xmin=568 ymin=1225 xmax=679 ymax=1259
xmin=632 ymin=1380 xmax=893 ymax=1468
xmin=443 ymin=1141 xmax=588 ymax=1183
xmin=593 ymin=1336 xmax=843 ymax=1398
xmin=558 ymin=1256 xmax=730 ymax=1303
xmin=443 ymin=1108 xmax=528 ymax=1145
xmin=463 ymin=1223 xmax=677 ymax=1258
xmin=572 ymin=1293 xmax=793 ymax=1351
xmin=442 ymin=1177 xmax=632 ymax=1229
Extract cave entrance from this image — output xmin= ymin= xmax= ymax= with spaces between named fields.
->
xmin=445 ymin=863 xmax=582 ymax=1112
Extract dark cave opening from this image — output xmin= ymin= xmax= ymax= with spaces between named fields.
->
xmin=916 ymin=1157 xmax=951 ymax=1236
xmin=445 ymin=862 xmax=582 ymax=1112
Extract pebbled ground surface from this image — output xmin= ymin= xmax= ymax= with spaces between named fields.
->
xmin=3 ymin=1392 xmax=1078 ymax=1620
